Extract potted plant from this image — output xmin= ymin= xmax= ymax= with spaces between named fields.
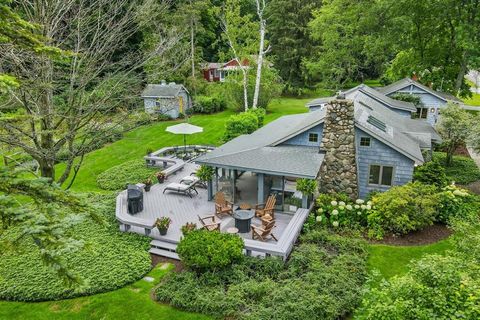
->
xmin=155 ymin=217 xmax=172 ymax=236
xmin=296 ymin=178 xmax=318 ymax=208
xmin=181 ymin=222 xmax=197 ymax=236
xmin=144 ymin=178 xmax=152 ymax=192
xmin=156 ymin=171 xmax=166 ymax=184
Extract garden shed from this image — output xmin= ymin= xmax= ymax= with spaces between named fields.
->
xmin=141 ymin=81 xmax=191 ymax=119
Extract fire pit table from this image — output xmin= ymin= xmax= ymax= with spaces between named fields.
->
xmin=233 ymin=210 xmax=255 ymax=233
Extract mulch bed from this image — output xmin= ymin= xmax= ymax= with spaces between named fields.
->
xmin=369 ymin=224 xmax=452 ymax=246
xmin=462 ymin=181 xmax=480 ymax=195
xmin=150 ymin=254 xmax=184 ymax=272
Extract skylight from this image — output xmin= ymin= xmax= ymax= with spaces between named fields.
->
xmin=367 ymin=115 xmax=386 ymax=132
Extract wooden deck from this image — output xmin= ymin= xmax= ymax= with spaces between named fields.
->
xmin=115 ymin=162 xmax=311 ymax=260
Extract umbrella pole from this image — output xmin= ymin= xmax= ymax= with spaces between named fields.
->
xmin=184 ymin=134 xmax=186 ymax=153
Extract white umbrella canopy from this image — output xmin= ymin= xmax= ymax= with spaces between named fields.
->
xmin=165 ymin=123 xmax=203 ymax=150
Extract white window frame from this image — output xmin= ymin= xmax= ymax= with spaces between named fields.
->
xmin=368 ymin=164 xmax=394 ymax=186
xmin=360 ymin=136 xmax=371 ymax=147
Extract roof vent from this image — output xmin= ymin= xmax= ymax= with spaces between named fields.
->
xmin=161 ymin=80 xmax=166 ymax=85
xmin=367 ymin=115 xmax=387 ymax=132
xmin=169 ymin=82 xmax=176 ymax=85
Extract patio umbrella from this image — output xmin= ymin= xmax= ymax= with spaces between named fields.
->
xmin=166 ymin=122 xmax=203 ymax=151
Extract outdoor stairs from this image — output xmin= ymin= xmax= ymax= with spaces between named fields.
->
xmin=149 ymin=239 xmax=180 ymax=260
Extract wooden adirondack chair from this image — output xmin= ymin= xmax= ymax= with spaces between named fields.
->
xmin=198 ymin=215 xmax=221 ymax=231
xmin=214 ymin=192 xmax=233 ymax=218
xmin=255 ymin=195 xmax=276 ymax=218
xmin=251 ymin=220 xmax=278 ymax=242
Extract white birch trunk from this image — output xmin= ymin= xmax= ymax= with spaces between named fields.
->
xmin=252 ymin=0 xmax=269 ymax=109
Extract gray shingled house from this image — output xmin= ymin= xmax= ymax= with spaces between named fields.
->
xmin=196 ymin=84 xmax=441 ymax=207
xmin=141 ymin=81 xmax=191 ymax=119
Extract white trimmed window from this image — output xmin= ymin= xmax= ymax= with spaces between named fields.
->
xmin=360 ymin=137 xmax=371 ymax=147
xmin=308 ymin=133 xmax=319 ymax=143
xmin=368 ymin=165 xmax=394 ymax=186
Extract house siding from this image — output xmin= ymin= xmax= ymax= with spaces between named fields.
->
xmin=281 ymin=124 xmax=324 ymax=147
xmin=355 ymin=128 xmax=415 ymax=199
xmin=386 ymin=84 xmax=447 ymax=126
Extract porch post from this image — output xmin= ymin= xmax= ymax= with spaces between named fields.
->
xmin=207 ymin=180 xmax=213 ymax=200
xmin=233 ymin=169 xmax=237 ymax=204
xmin=257 ymin=173 xmax=264 ymax=204
xmin=302 ymin=195 xmax=308 ymax=209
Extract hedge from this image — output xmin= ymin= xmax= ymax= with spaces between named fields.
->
xmin=0 ymin=194 xmax=151 ymax=301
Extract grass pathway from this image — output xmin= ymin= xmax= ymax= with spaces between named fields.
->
xmin=0 ymin=264 xmax=211 ymax=320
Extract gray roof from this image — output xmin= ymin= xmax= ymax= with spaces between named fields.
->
xmin=378 ymin=78 xmax=462 ymax=103
xmin=141 ymin=83 xmax=188 ymax=98
xmin=347 ymin=84 xmax=417 ymax=112
xmin=306 ymin=97 xmax=335 ymax=107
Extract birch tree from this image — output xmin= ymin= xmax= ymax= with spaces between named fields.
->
xmin=220 ymin=0 xmax=258 ymax=111
xmin=252 ymin=0 xmax=270 ymax=109
xmin=0 ymin=0 xmax=182 ymax=187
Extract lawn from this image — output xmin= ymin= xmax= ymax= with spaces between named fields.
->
xmin=62 ymin=97 xmax=312 ymax=192
xmin=464 ymin=79 xmax=480 ymax=106
xmin=0 ymin=264 xmax=211 ymax=320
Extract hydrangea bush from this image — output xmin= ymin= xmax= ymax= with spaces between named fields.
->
xmin=437 ymin=184 xmax=480 ymax=223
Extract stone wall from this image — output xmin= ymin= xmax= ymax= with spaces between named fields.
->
xmin=318 ymin=98 xmax=358 ymax=199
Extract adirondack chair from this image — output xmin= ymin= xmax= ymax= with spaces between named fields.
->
xmin=251 ymin=220 xmax=278 ymax=242
xmin=214 ymin=192 xmax=233 ymax=218
xmin=255 ymin=195 xmax=276 ymax=218
xmin=198 ymin=215 xmax=221 ymax=231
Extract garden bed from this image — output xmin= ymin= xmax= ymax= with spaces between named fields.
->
xmin=369 ymin=224 xmax=452 ymax=246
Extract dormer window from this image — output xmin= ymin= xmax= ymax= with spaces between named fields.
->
xmin=308 ymin=133 xmax=319 ymax=143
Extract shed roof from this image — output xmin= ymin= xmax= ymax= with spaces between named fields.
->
xmin=378 ymin=78 xmax=462 ymax=103
xmin=141 ymin=83 xmax=188 ymax=98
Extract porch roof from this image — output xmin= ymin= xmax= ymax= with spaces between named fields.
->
xmin=196 ymin=145 xmax=324 ymax=178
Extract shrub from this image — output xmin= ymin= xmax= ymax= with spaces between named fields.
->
xmin=413 ymin=160 xmax=448 ymax=188
xmin=196 ymin=165 xmax=214 ymax=183
xmin=437 ymin=184 xmax=480 ymax=223
xmin=433 ymin=151 xmax=480 ymax=184
xmin=367 ymin=182 xmax=439 ymax=239
xmin=296 ymin=178 xmax=317 ymax=196
xmin=192 ymin=94 xmax=227 ymax=114
xmin=96 ymin=159 xmax=156 ymax=190
xmin=156 ymin=229 xmax=368 ymax=320
xmin=247 ymin=108 xmax=266 ymax=127
xmin=223 ymin=112 xmax=259 ymax=142
xmin=176 ymin=230 xmax=244 ymax=272
xmin=0 ymin=194 xmax=151 ymax=301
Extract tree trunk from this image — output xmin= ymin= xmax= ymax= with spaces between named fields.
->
xmin=190 ymin=16 xmax=195 ymax=80
xmin=252 ymin=19 xmax=266 ymax=109
xmin=39 ymin=159 xmax=55 ymax=181
xmin=242 ymin=68 xmax=249 ymax=111
xmin=445 ymin=145 xmax=455 ymax=167
xmin=454 ymin=52 xmax=468 ymax=94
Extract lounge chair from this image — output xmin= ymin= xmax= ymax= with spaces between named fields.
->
xmin=251 ymin=220 xmax=278 ymax=242
xmin=214 ymin=192 xmax=233 ymax=218
xmin=163 ymin=182 xmax=198 ymax=198
xmin=255 ymin=195 xmax=276 ymax=218
xmin=198 ymin=215 xmax=220 ymax=231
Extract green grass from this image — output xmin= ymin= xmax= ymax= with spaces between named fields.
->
xmin=464 ymin=79 xmax=480 ymax=106
xmin=61 ymin=97 xmax=312 ymax=192
xmin=433 ymin=152 xmax=480 ymax=185
xmin=367 ymin=239 xmax=453 ymax=280
xmin=0 ymin=264 xmax=211 ymax=320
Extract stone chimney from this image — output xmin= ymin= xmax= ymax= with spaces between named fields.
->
xmin=318 ymin=96 xmax=358 ymax=199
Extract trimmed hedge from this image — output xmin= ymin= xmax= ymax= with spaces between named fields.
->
xmin=223 ymin=112 xmax=258 ymax=142
xmin=192 ymin=95 xmax=227 ymax=114
xmin=155 ymin=230 xmax=368 ymax=320
xmin=96 ymin=159 xmax=157 ymax=190
xmin=0 ymin=194 xmax=151 ymax=301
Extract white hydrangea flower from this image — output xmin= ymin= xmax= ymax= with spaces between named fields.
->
xmin=354 ymin=204 xmax=360 ymax=209
xmin=366 ymin=205 xmax=371 ymax=210
xmin=339 ymin=201 xmax=346 ymax=206
xmin=332 ymin=209 xmax=339 ymax=216
xmin=339 ymin=206 xmax=345 ymax=210
xmin=316 ymin=216 xmax=323 ymax=222
xmin=318 ymin=208 xmax=324 ymax=213
xmin=332 ymin=221 xmax=339 ymax=227
xmin=356 ymin=199 xmax=365 ymax=204
xmin=346 ymin=204 xmax=353 ymax=211
xmin=367 ymin=201 xmax=372 ymax=206
xmin=357 ymin=211 xmax=362 ymax=215
xmin=331 ymin=200 xmax=338 ymax=206
xmin=361 ymin=205 xmax=367 ymax=210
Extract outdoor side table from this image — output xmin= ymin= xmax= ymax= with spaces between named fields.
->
xmin=226 ymin=227 xmax=239 ymax=234
xmin=233 ymin=210 xmax=255 ymax=233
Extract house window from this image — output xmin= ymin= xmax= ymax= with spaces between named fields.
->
xmin=368 ymin=165 xmax=394 ymax=186
xmin=360 ymin=137 xmax=371 ymax=147
xmin=308 ymin=133 xmax=319 ymax=143
xmin=416 ymin=107 xmax=429 ymax=119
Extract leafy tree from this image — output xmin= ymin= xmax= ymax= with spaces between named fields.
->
xmin=267 ymin=0 xmax=322 ymax=93
xmin=0 ymin=167 xmax=97 ymax=283
xmin=436 ymin=104 xmax=472 ymax=166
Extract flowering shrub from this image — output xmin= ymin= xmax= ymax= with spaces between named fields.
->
xmin=437 ymin=184 xmax=480 ymax=223
xmin=311 ymin=193 xmax=371 ymax=230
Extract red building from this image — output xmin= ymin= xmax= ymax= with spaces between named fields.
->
xmin=202 ymin=59 xmax=250 ymax=82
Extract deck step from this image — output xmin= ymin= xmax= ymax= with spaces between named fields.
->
xmin=149 ymin=247 xmax=180 ymax=260
xmin=150 ymin=239 xmax=177 ymax=251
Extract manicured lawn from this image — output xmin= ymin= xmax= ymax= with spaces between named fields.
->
xmin=0 ymin=264 xmax=211 ymax=320
xmin=464 ymin=80 xmax=480 ymax=106
xmin=367 ymin=239 xmax=453 ymax=279
xmin=62 ymin=97 xmax=312 ymax=192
